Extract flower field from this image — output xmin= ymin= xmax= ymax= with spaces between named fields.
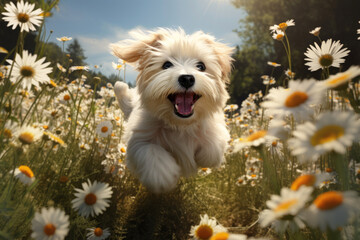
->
xmin=1 ymin=1 xmax=360 ymax=240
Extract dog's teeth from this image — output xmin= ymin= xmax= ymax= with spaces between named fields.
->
xmin=175 ymin=104 xmax=179 ymax=111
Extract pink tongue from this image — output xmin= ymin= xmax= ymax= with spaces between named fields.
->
xmin=175 ymin=92 xmax=194 ymax=115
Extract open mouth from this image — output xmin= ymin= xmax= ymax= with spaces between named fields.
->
xmin=167 ymin=92 xmax=201 ymax=118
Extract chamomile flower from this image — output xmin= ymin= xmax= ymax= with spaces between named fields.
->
xmin=290 ymin=173 xmax=332 ymax=191
xmin=302 ymin=191 xmax=360 ymax=231
xmin=262 ymin=77 xmax=276 ymax=85
xmin=2 ymin=0 xmax=43 ymax=32
xmin=190 ymin=214 xmax=227 ymax=240
xmin=309 ymin=27 xmax=321 ymax=37
xmin=199 ymin=168 xmax=212 ymax=176
xmin=6 ymin=50 xmax=52 ymax=90
xmin=267 ymin=61 xmax=281 ymax=67
xmin=272 ymin=30 xmax=285 ymax=41
xmin=288 ymin=111 xmax=360 ymax=162
xmin=15 ymin=125 xmax=43 ymax=145
xmin=259 ymin=186 xmax=313 ymax=233
xmin=210 ymin=232 xmax=247 ymax=240
xmin=2 ymin=121 xmax=18 ymax=140
xmin=12 ymin=165 xmax=35 ymax=185
xmin=31 ymin=207 xmax=69 ymax=240
xmin=86 ymin=227 xmax=111 ymax=240
xmin=269 ymin=19 xmax=295 ymax=32
xmin=112 ymin=62 xmax=123 ymax=70
xmin=236 ymin=175 xmax=247 ymax=186
xmin=261 ymin=79 xmax=326 ymax=121
xmin=72 ymin=179 xmax=113 ymax=218
xmin=96 ymin=121 xmax=113 ymax=138
xmin=56 ymin=36 xmax=72 ymax=42
xmin=43 ymin=131 xmax=67 ymax=147
xmin=0 ymin=47 xmax=8 ymax=54
xmin=58 ymin=91 xmax=72 ymax=105
xmin=285 ymin=69 xmax=295 ymax=79
xmin=322 ymin=65 xmax=360 ymax=89
xmin=265 ymin=136 xmax=284 ymax=157
xmin=57 ymin=63 xmax=67 ymax=73
xmin=234 ymin=130 xmax=268 ymax=151
xmin=69 ymin=65 xmax=90 ymax=72
xmin=304 ymin=39 xmax=350 ymax=72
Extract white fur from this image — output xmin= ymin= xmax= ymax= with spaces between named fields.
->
xmin=111 ymin=28 xmax=233 ymax=193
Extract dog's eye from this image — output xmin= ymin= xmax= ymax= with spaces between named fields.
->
xmin=196 ymin=62 xmax=206 ymax=72
xmin=162 ymin=61 xmax=174 ymax=70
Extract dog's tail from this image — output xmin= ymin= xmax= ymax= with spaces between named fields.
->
xmin=114 ymin=81 xmax=137 ymax=120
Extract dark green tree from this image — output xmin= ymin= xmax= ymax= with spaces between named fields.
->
xmin=66 ymin=38 xmax=86 ymax=66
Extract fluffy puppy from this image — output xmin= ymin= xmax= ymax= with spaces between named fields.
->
xmin=110 ymin=28 xmax=233 ymax=193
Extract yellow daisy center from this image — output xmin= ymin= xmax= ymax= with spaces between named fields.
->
xmin=49 ymin=79 xmax=57 ymax=88
xmin=94 ymin=227 xmax=103 ymax=237
xmin=319 ymin=54 xmax=334 ymax=67
xmin=19 ymin=132 xmax=34 ymax=144
xmin=238 ymin=178 xmax=244 ymax=183
xmin=278 ymin=22 xmax=287 ymax=31
xmin=210 ymin=232 xmax=230 ymax=240
xmin=195 ymin=224 xmax=213 ymax=239
xmin=291 ymin=174 xmax=316 ymax=191
xmin=20 ymin=66 xmax=35 ymax=78
xmin=246 ymin=130 xmax=267 ymax=142
xmin=285 ymin=91 xmax=308 ymax=107
xmin=314 ymin=191 xmax=343 ymax=210
xmin=4 ymin=129 xmax=12 ymax=138
xmin=43 ymin=223 xmax=56 ymax=236
xmin=18 ymin=165 xmax=34 ymax=178
xmin=84 ymin=193 xmax=97 ymax=205
xmin=276 ymin=34 xmax=284 ymax=40
xmin=101 ymin=126 xmax=108 ymax=133
xmin=63 ymin=94 xmax=71 ymax=101
xmin=274 ymin=199 xmax=298 ymax=212
xmin=250 ymin=174 xmax=257 ymax=178
xmin=271 ymin=141 xmax=278 ymax=147
xmin=310 ymin=125 xmax=344 ymax=146
xmin=325 ymin=168 xmax=333 ymax=173
xmin=201 ymin=168 xmax=208 ymax=172
xmin=120 ymin=147 xmax=126 ymax=153
xmin=17 ymin=13 xmax=30 ymax=23
xmin=326 ymin=73 xmax=351 ymax=86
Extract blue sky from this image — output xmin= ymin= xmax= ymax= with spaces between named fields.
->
xmin=46 ymin=0 xmax=244 ymax=83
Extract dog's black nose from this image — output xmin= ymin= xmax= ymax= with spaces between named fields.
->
xmin=178 ymin=75 xmax=195 ymax=89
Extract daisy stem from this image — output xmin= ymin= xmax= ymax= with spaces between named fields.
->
xmin=20 ymin=87 xmax=46 ymax=126
xmin=333 ymin=153 xmax=350 ymax=190
xmin=284 ymin=33 xmax=292 ymax=72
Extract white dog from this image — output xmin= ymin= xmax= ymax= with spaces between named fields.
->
xmin=110 ymin=28 xmax=233 ymax=193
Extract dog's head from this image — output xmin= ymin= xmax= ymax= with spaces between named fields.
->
xmin=110 ymin=28 xmax=233 ymax=126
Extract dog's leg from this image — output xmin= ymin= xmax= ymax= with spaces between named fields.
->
xmin=114 ymin=81 xmax=134 ymax=120
xmin=195 ymin=121 xmax=230 ymax=168
xmin=126 ymin=138 xmax=181 ymax=193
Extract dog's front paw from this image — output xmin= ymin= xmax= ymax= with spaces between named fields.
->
xmin=114 ymin=81 xmax=129 ymax=96
xmin=128 ymin=144 xmax=181 ymax=193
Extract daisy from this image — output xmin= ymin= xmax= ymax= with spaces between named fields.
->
xmin=6 ymin=50 xmax=52 ymax=90
xmin=265 ymin=136 xmax=284 ymax=157
xmin=262 ymin=77 xmax=276 ymax=85
xmin=57 ymin=91 xmax=72 ymax=105
xmin=0 ymin=47 xmax=8 ymax=54
xmin=261 ymin=79 xmax=326 ymax=121
xmin=272 ymin=30 xmax=285 ymax=41
xmin=267 ymin=119 xmax=291 ymax=140
xmin=2 ymin=0 xmax=43 ymax=32
xmin=31 ymin=207 xmax=69 ymax=240
xmin=69 ymin=65 xmax=90 ymax=72
xmin=190 ymin=214 xmax=227 ymax=240
xmin=304 ymin=39 xmax=350 ymax=72
xmin=14 ymin=125 xmax=43 ymax=145
xmin=43 ymin=131 xmax=67 ymax=147
xmin=236 ymin=175 xmax=247 ymax=186
xmin=290 ymin=173 xmax=331 ymax=191
xmin=96 ymin=121 xmax=113 ymax=138
xmin=72 ymin=179 xmax=113 ymax=218
xmin=302 ymin=191 xmax=359 ymax=231
xmin=259 ymin=186 xmax=313 ymax=233
xmin=11 ymin=165 xmax=35 ymax=185
xmin=56 ymin=36 xmax=72 ymax=42
xmin=234 ymin=130 xmax=268 ymax=151
xmin=199 ymin=168 xmax=212 ymax=176
xmin=322 ymin=65 xmax=360 ymax=89
xmin=210 ymin=232 xmax=247 ymax=240
xmin=267 ymin=61 xmax=281 ymax=67
xmin=224 ymin=104 xmax=238 ymax=112
xmin=285 ymin=69 xmax=295 ymax=79
xmin=2 ymin=121 xmax=18 ymax=140
xmin=288 ymin=111 xmax=360 ymax=162
xmin=309 ymin=27 xmax=321 ymax=37
xmin=86 ymin=227 xmax=111 ymax=240
xmin=112 ymin=62 xmax=123 ymax=70
xmin=57 ymin=63 xmax=67 ymax=73
xmin=269 ymin=19 xmax=295 ymax=32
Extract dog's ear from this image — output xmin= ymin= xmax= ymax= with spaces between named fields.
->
xmin=110 ymin=29 xmax=163 ymax=66
xmin=203 ymin=36 xmax=234 ymax=83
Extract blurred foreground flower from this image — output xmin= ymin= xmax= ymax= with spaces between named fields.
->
xmin=31 ymin=207 xmax=69 ymax=240
xmin=15 ymin=125 xmax=43 ymax=145
xmin=302 ymin=191 xmax=359 ymax=231
xmin=322 ymin=65 xmax=360 ymax=89
xmin=6 ymin=50 xmax=52 ymax=90
xmin=11 ymin=165 xmax=35 ymax=185
xmin=288 ymin=111 xmax=360 ymax=162
xmin=2 ymin=0 xmax=43 ymax=32
xmin=72 ymin=179 xmax=113 ymax=218
xmin=190 ymin=214 xmax=227 ymax=240
xmin=304 ymin=39 xmax=350 ymax=72
xmin=259 ymin=186 xmax=313 ymax=233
